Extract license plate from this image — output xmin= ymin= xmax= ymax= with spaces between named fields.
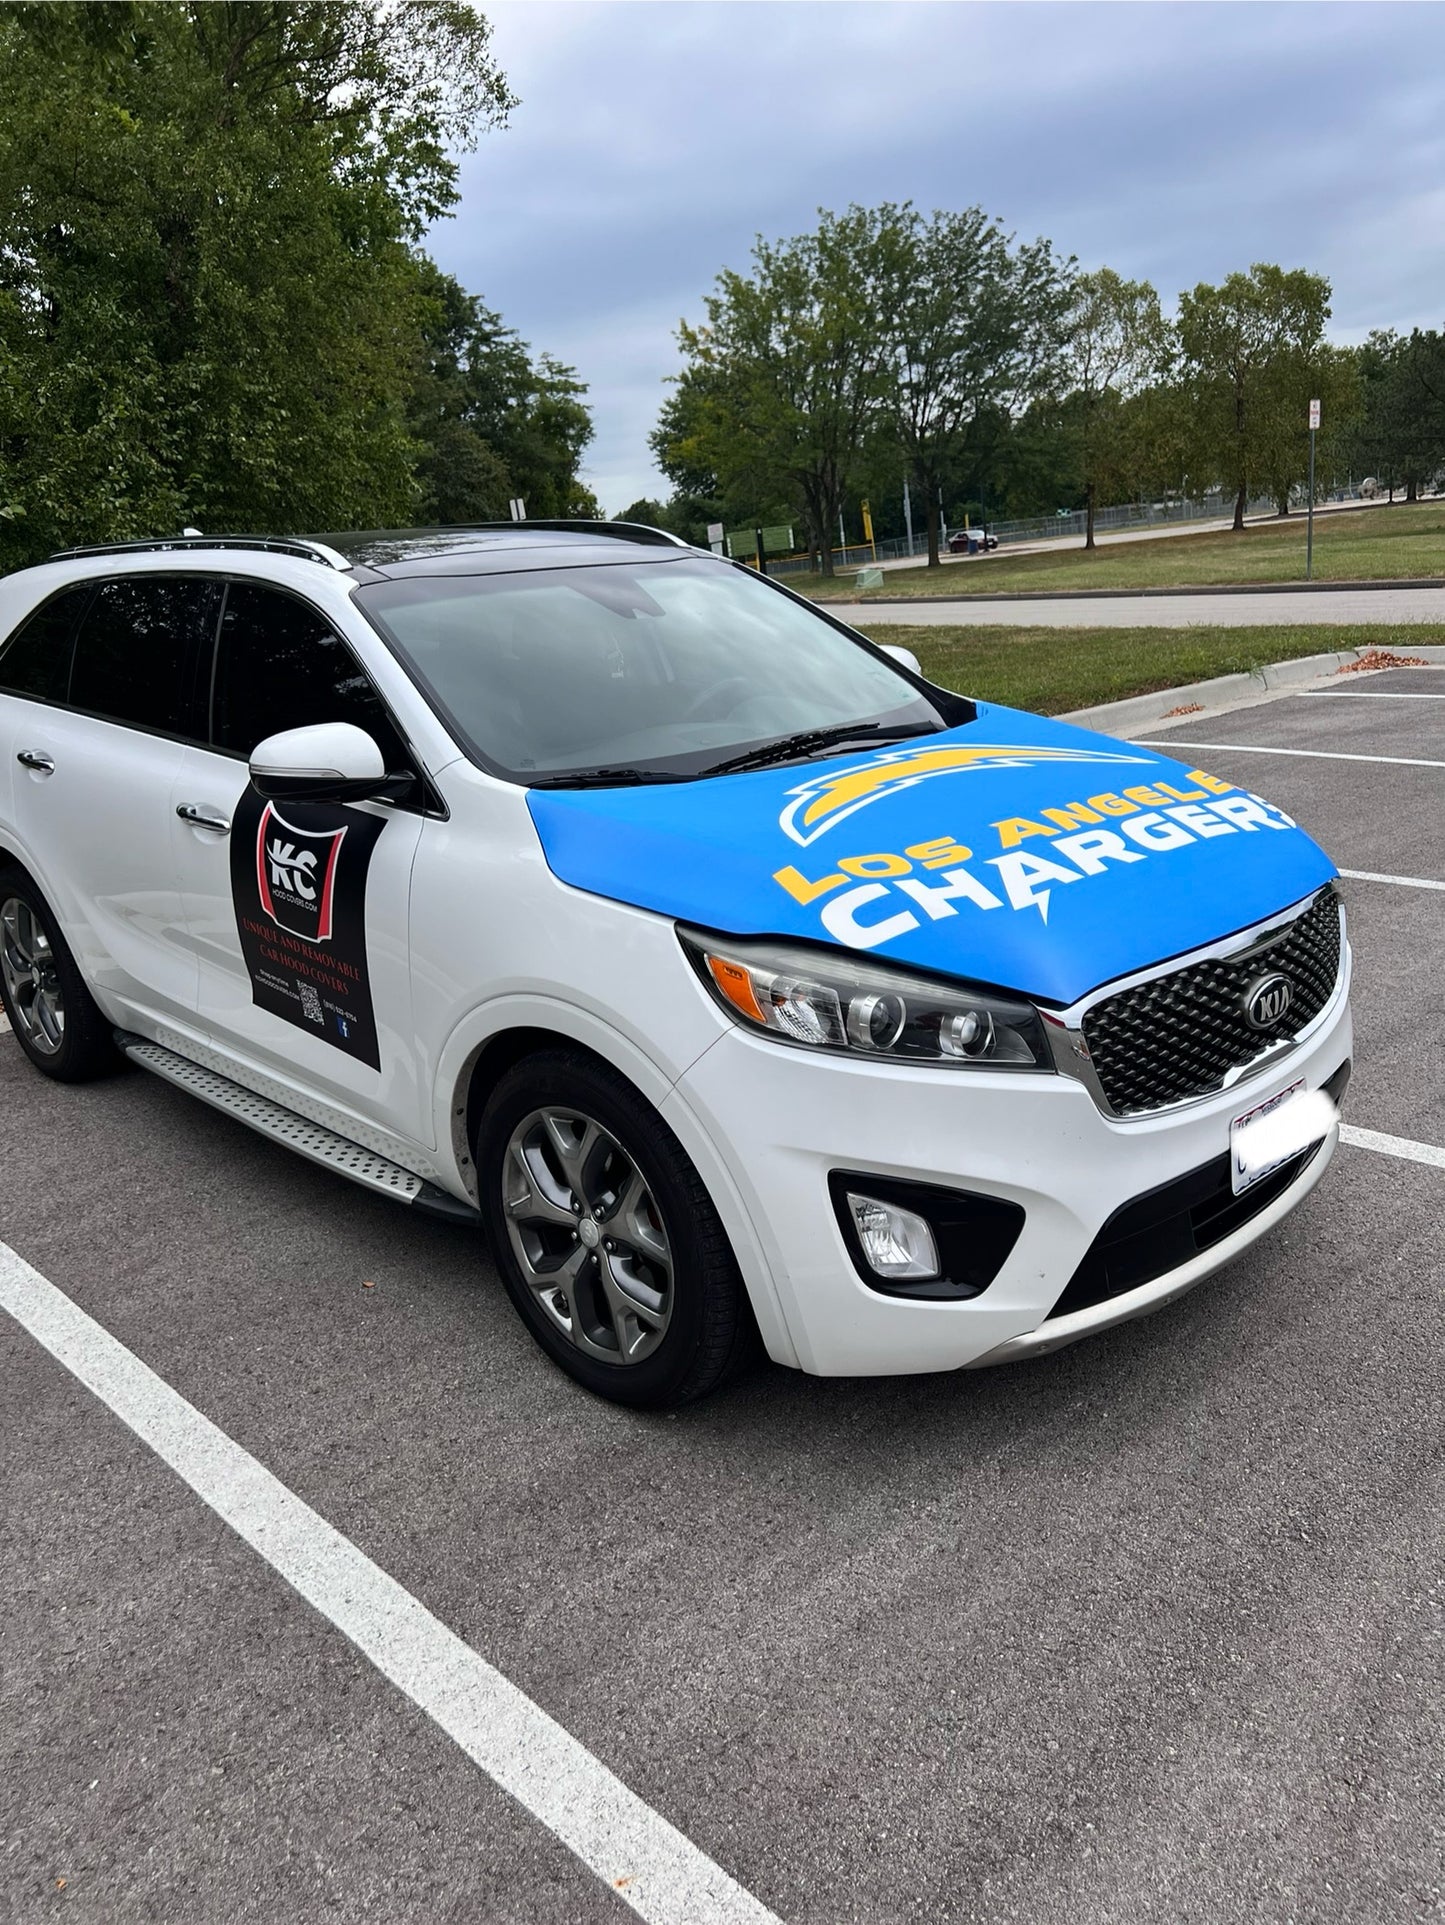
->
xmin=1229 ymin=1079 xmax=1307 ymax=1195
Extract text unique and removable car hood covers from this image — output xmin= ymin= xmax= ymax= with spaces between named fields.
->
xmin=525 ymin=703 xmax=1336 ymax=1007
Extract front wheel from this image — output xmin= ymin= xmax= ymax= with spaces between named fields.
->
xmin=0 ymin=868 xmax=120 ymax=1082
xmin=476 ymin=1049 xmax=755 ymax=1408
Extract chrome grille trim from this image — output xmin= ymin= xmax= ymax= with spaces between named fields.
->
xmin=1046 ymin=885 xmax=1347 ymax=1119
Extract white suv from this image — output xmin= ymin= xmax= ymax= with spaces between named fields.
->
xmin=0 ymin=525 xmax=1352 ymax=1405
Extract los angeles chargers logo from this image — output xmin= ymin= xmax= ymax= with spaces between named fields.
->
xmin=778 ymin=742 xmax=1153 ymax=846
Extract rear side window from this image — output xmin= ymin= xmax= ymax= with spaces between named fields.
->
xmin=0 ymin=586 xmax=91 ymax=703
xmin=70 ymin=576 xmax=219 ymax=737
xmin=211 ymin=582 xmax=408 ymax=767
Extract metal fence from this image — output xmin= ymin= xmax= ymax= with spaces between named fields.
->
xmin=765 ymin=485 xmax=1373 ymax=581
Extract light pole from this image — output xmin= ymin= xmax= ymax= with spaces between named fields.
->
xmin=1306 ymin=399 xmax=1320 ymax=580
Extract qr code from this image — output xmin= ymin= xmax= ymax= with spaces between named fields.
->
xmin=297 ymin=980 xmax=324 ymax=1025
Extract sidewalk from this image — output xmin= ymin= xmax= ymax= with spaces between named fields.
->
xmin=854 ymin=584 xmax=1445 ymax=628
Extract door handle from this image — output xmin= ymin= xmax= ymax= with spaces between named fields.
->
xmin=176 ymin=804 xmax=232 ymax=835
xmin=17 ymin=750 xmax=55 ymax=774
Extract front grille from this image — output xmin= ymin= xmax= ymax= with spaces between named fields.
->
xmin=1082 ymin=887 xmax=1342 ymax=1116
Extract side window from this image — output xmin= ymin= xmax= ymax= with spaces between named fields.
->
xmin=212 ymin=583 xmax=410 ymax=769
xmin=70 ymin=576 xmax=218 ymax=737
xmin=0 ymin=585 xmax=92 ymax=703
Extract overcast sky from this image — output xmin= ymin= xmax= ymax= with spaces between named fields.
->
xmin=427 ymin=0 xmax=1445 ymax=515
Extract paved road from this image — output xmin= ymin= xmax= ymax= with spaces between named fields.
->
xmin=855 ymin=586 xmax=1445 ymax=627
xmin=2 ymin=679 xmax=1442 ymax=1923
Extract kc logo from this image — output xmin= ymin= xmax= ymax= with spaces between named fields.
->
xmin=255 ymin=802 xmax=347 ymax=943
xmin=267 ymin=839 xmax=319 ymax=901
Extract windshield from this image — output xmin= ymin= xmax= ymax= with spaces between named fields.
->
xmin=355 ymin=556 xmax=962 ymax=782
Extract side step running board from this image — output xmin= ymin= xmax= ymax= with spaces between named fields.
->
xmin=115 ymin=1032 xmax=479 ymax=1225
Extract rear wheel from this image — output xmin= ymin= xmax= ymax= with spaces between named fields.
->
xmin=0 ymin=868 xmax=120 ymax=1081
xmin=477 ymin=1049 xmax=755 ymax=1408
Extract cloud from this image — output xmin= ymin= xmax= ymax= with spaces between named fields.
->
xmin=427 ymin=1 xmax=1445 ymax=513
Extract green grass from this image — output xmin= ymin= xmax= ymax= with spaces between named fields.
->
xmin=797 ymin=499 xmax=1445 ymax=601
xmin=855 ymin=622 xmax=1442 ymax=716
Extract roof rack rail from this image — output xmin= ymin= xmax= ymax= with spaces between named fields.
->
xmin=46 ymin=535 xmax=353 ymax=571
xmin=517 ymin=518 xmax=693 ymax=548
xmin=349 ymin=518 xmax=692 ymax=550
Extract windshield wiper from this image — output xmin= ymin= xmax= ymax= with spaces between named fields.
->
xmin=701 ymin=720 xmax=941 ymax=778
xmin=527 ymin=766 xmax=695 ymax=790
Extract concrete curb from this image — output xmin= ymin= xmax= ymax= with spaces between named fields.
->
xmin=834 ymin=575 xmax=1445 ymax=609
xmin=1059 ymin=645 xmax=1445 ymax=737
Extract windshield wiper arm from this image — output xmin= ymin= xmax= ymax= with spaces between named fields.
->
xmin=527 ymin=766 xmax=695 ymax=790
xmin=702 ymin=720 xmax=940 ymax=778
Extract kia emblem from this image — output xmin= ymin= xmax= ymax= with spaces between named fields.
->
xmin=1243 ymin=971 xmax=1294 ymax=1029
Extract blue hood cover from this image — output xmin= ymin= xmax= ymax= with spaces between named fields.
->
xmin=526 ymin=703 xmax=1335 ymax=1006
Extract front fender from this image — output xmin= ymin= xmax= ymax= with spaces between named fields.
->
xmin=429 ymin=991 xmax=800 ymax=1370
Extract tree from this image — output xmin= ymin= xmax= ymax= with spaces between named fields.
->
xmin=1056 ymin=270 xmax=1166 ymax=548
xmin=1352 ymin=330 xmax=1445 ymax=503
xmin=671 ymin=207 xmax=896 ymax=576
xmin=408 ymin=268 xmax=514 ymax=523
xmin=1256 ymin=343 xmax=1358 ymax=515
xmin=880 ymin=206 xmax=1073 ymax=565
xmin=651 ymin=372 xmax=721 ymax=501
xmin=0 ymin=2 xmax=516 ymax=567
xmin=1175 ymin=265 xmax=1332 ymax=530
xmin=613 ymin=498 xmax=669 ymax=525
xmin=649 ymin=370 xmax=742 ymax=547
xmin=975 ymin=396 xmax=1080 ymax=518
xmin=404 ymin=264 xmax=597 ymax=525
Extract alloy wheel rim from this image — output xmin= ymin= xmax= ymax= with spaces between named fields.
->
xmin=501 ymin=1107 xmax=674 ymax=1366
xmin=0 ymin=896 xmax=64 ymax=1057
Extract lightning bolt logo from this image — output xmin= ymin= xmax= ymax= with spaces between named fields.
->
xmin=778 ymin=742 xmax=1152 ymax=846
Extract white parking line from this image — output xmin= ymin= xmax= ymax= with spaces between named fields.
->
xmin=0 ymin=1244 xmax=780 ymax=1925
xmin=1338 ymin=869 xmax=1445 ymax=892
xmin=1341 ymin=1125 xmax=1445 ymax=1171
xmin=1297 ymin=690 xmax=1445 ymax=700
xmin=1132 ymin=741 xmax=1445 ymax=769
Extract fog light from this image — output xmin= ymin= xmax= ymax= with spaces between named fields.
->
xmin=845 ymin=1191 xmax=940 ymax=1281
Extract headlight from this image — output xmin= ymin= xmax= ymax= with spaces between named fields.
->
xmin=678 ymin=926 xmax=1052 ymax=1072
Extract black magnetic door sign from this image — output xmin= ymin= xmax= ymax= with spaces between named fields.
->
xmin=230 ymin=789 xmax=386 ymax=1069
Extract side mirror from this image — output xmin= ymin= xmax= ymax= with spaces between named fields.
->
xmin=249 ymin=722 xmax=410 ymax=804
xmin=880 ymin=643 xmax=923 ymax=676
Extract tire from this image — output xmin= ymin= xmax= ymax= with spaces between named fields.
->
xmin=476 ymin=1048 xmax=756 ymax=1409
xmin=0 ymin=866 xmax=121 ymax=1082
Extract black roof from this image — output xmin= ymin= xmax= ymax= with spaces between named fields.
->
xmin=309 ymin=521 xmax=691 ymax=571
xmin=46 ymin=520 xmax=698 ymax=578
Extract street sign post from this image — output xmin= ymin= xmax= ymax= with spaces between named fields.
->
xmin=1306 ymin=400 xmax=1320 ymax=580
xmin=706 ymin=520 xmax=724 ymax=555
xmin=725 ymin=525 xmax=791 ymax=565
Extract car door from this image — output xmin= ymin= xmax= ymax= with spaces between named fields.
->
xmin=1 ymin=574 xmax=216 ymax=1029
xmin=170 ymin=579 xmax=430 ymax=1146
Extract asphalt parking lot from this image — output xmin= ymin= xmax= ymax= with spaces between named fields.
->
xmin=2 ymin=670 xmax=1442 ymax=1925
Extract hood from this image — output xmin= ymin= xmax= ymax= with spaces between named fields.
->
xmin=525 ymin=703 xmax=1336 ymax=1007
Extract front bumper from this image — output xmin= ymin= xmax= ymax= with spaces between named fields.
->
xmin=664 ymin=946 xmax=1353 ymax=1377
